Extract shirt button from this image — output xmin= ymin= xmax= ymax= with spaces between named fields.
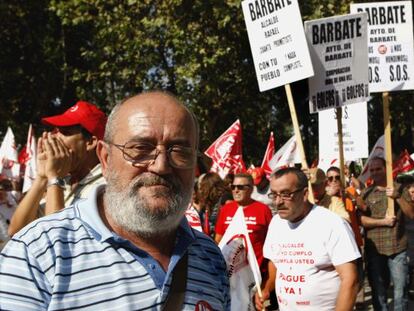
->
xmin=149 ymin=264 xmax=155 ymax=269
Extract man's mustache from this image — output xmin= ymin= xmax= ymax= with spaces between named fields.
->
xmin=129 ymin=173 xmax=180 ymax=195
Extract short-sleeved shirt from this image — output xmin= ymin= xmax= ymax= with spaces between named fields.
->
xmin=264 ymin=205 xmax=360 ymax=311
xmin=64 ymin=164 xmax=105 ymax=206
xmin=215 ymin=200 xmax=273 ymax=272
xmin=362 ymin=184 xmax=407 ymax=256
xmin=0 ymin=185 xmax=230 ymax=310
xmin=319 ymin=193 xmax=351 ymax=222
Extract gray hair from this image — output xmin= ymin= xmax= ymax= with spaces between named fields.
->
xmin=271 ymin=167 xmax=308 ymax=189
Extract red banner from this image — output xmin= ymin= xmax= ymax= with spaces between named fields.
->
xmin=261 ymin=132 xmax=275 ymax=179
xmin=204 ymin=120 xmax=245 ymax=178
xmin=393 ymin=149 xmax=414 ymax=179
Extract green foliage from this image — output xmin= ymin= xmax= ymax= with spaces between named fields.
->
xmin=1 ymin=0 xmax=413 ymax=165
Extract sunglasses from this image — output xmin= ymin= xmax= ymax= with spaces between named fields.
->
xmin=327 ymin=175 xmax=341 ymax=182
xmin=231 ymin=184 xmax=251 ymax=191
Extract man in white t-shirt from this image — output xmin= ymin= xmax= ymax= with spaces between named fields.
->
xmin=255 ymin=167 xmax=360 ymax=311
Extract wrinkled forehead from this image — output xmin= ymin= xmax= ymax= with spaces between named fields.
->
xmin=271 ymin=173 xmax=298 ymax=191
xmin=369 ymin=159 xmax=385 ymax=170
xmin=233 ymin=177 xmax=251 ymax=186
xmin=327 ymin=171 xmax=340 ymax=177
xmin=114 ymin=99 xmax=197 ymax=146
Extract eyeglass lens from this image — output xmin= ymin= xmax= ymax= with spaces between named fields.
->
xmin=231 ymin=185 xmax=250 ymax=190
xmin=328 ymin=176 xmax=340 ymax=182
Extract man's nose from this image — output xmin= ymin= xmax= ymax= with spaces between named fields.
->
xmin=147 ymin=149 xmax=173 ymax=175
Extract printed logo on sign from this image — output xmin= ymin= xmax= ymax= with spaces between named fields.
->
xmin=195 ymin=300 xmax=213 ymax=311
xmin=378 ymin=44 xmax=387 ymax=54
xmin=70 ymin=105 xmax=79 ymax=112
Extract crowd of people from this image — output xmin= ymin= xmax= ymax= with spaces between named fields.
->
xmin=0 ymin=90 xmax=413 ymax=310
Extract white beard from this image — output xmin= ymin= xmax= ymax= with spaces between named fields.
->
xmin=104 ymin=170 xmax=191 ymax=238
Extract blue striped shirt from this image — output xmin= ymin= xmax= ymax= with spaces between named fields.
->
xmin=0 ymin=185 xmax=230 ymax=310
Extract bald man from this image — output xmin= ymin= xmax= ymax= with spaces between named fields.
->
xmin=0 ymin=91 xmax=230 ymax=310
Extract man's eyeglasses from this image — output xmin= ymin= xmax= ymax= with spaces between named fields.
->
xmin=327 ymin=175 xmax=341 ymax=182
xmin=268 ymin=188 xmax=305 ymax=201
xmin=107 ymin=141 xmax=197 ymax=169
xmin=231 ymin=184 xmax=252 ymax=191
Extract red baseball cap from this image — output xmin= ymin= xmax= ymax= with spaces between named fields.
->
xmin=42 ymin=101 xmax=107 ymax=140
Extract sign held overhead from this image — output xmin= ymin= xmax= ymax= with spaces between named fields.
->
xmin=350 ymin=1 xmax=414 ymax=92
xmin=242 ymin=0 xmax=314 ymax=92
xmin=305 ymin=13 xmax=369 ymax=113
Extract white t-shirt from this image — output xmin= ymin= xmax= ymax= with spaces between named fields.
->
xmin=263 ymin=205 xmax=360 ymax=311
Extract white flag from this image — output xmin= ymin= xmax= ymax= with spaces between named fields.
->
xmin=22 ymin=125 xmax=37 ymax=193
xmin=269 ymin=135 xmax=301 ymax=171
xmin=359 ymin=135 xmax=385 ymax=183
xmin=0 ymin=127 xmax=18 ymax=179
xmin=219 ymin=207 xmax=261 ymax=311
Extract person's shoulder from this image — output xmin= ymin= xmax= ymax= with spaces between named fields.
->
xmin=192 ymin=229 xmax=221 ymax=252
xmin=12 ymin=206 xmax=81 ymax=245
xmin=361 ymin=184 xmax=375 ymax=196
xmin=221 ymin=200 xmax=237 ymax=210
xmin=190 ymin=230 xmax=227 ymax=267
xmin=268 ymin=213 xmax=285 ymax=227
xmin=251 ymin=200 xmax=269 ymax=208
xmin=312 ymin=205 xmax=345 ymax=223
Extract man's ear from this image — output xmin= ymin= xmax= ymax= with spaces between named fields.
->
xmin=303 ymin=187 xmax=310 ymax=203
xmin=86 ymin=136 xmax=98 ymax=152
xmin=96 ymin=140 xmax=109 ymax=178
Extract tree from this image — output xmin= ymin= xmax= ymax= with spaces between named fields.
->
xmin=0 ymin=1 xmax=67 ymax=143
xmin=1 ymin=0 xmax=413 ymax=165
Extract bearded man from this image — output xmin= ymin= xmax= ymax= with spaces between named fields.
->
xmin=0 ymin=91 xmax=230 ymax=310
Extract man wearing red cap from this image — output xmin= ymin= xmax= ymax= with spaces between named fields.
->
xmin=249 ymin=167 xmax=274 ymax=211
xmin=9 ymin=101 xmax=107 ymax=235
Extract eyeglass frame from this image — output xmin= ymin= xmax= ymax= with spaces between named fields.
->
xmin=105 ymin=140 xmax=198 ymax=169
xmin=267 ymin=187 xmax=306 ymax=201
xmin=231 ymin=184 xmax=252 ymax=191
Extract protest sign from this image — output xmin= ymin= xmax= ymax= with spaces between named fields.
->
xmin=318 ymin=103 xmax=368 ymax=161
xmin=351 ymin=1 xmax=414 ymax=92
xmin=241 ymin=0 xmax=313 ymax=92
xmin=305 ymin=13 xmax=369 ymax=113
xmin=351 ymin=1 xmax=414 ymax=213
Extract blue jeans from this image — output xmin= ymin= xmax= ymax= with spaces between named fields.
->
xmin=366 ymin=250 xmax=409 ymax=311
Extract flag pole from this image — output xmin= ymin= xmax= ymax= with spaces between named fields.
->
xmin=335 ymin=108 xmax=346 ymax=186
xmin=382 ymin=92 xmax=394 ymax=216
xmin=284 ymin=84 xmax=315 ymax=203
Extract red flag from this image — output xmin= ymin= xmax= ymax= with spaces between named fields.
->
xmin=393 ymin=149 xmax=414 ymax=179
xmin=18 ymin=145 xmax=30 ymax=165
xmin=261 ymin=132 xmax=275 ymax=179
xmin=204 ymin=120 xmax=246 ymax=178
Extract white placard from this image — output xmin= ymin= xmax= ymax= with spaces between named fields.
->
xmin=241 ymin=0 xmax=314 ymax=92
xmin=351 ymin=1 xmax=414 ymax=92
xmin=305 ymin=13 xmax=369 ymax=113
xmin=318 ymin=103 xmax=368 ymax=161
